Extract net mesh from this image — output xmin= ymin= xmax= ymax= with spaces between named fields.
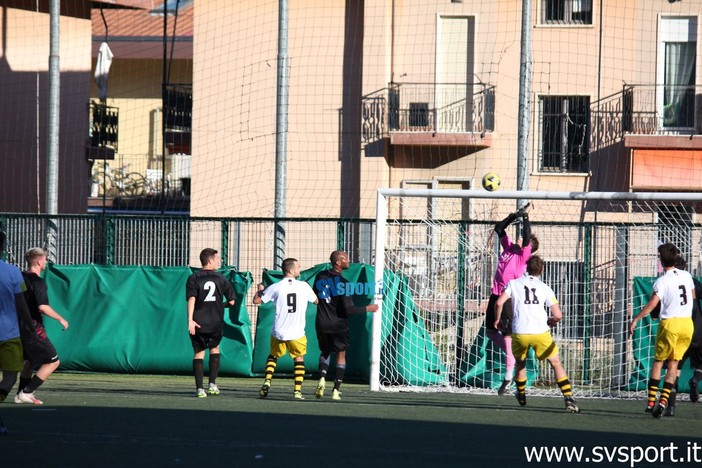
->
xmin=375 ymin=192 xmax=702 ymax=398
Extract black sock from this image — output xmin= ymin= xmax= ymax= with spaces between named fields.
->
xmin=208 ymin=353 xmax=220 ymax=385
xmin=23 ymin=375 xmax=45 ymax=394
xmin=193 ymin=359 xmax=204 ymax=389
xmin=333 ymin=364 xmax=346 ymax=391
xmin=18 ymin=376 xmax=31 ymax=394
xmin=319 ymin=355 xmax=330 ymax=378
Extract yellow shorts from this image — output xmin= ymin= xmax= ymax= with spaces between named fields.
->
xmin=655 ymin=317 xmax=693 ymax=361
xmin=270 ymin=336 xmax=307 ymax=359
xmin=512 ymin=331 xmax=559 ymax=361
xmin=0 ymin=337 xmax=24 ymax=372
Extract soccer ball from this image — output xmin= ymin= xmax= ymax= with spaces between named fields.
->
xmin=482 ymin=172 xmax=501 ymax=191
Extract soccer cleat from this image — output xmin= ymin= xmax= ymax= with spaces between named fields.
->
xmin=664 ymin=404 xmax=675 ymax=417
xmin=497 ymin=379 xmax=511 ymax=396
xmin=644 ymin=401 xmax=655 ymax=414
xmin=293 ymin=391 xmax=305 ymax=400
xmin=331 ymin=389 xmax=342 ymax=401
xmin=15 ymin=390 xmax=43 ymax=405
xmin=515 ymin=391 xmax=527 ymax=407
xmin=315 ymin=377 xmax=326 ymax=399
xmin=564 ymin=397 xmax=580 ymax=414
xmin=652 ymin=401 xmax=666 ymax=419
xmin=690 ymin=379 xmax=699 ymax=403
xmin=196 ymin=388 xmax=207 ymax=398
xmin=207 ymin=383 xmax=220 ymax=395
xmin=259 ymin=380 xmax=271 ymax=398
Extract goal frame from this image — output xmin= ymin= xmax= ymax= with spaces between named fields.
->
xmin=370 ymin=189 xmax=702 ymax=392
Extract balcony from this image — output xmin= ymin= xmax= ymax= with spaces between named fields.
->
xmin=163 ymin=83 xmax=192 ymax=154
xmin=86 ymin=101 xmax=119 ymax=160
xmin=362 ymin=82 xmax=494 ymax=150
xmin=589 ymin=84 xmax=702 ymax=191
xmin=621 ymin=84 xmax=702 ymax=150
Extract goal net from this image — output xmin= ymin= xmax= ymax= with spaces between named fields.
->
xmin=371 ymin=189 xmax=702 ymax=398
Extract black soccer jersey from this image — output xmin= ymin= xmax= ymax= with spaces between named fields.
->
xmin=22 ymin=271 xmax=49 ymax=324
xmin=185 ymin=269 xmax=236 ymax=333
xmin=313 ymin=269 xmax=365 ymax=334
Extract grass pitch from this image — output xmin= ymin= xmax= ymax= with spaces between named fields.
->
xmin=1 ymin=373 xmax=701 ymax=467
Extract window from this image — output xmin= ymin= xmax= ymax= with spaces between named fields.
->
xmin=659 ymin=16 xmax=697 ymax=129
xmin=542 ymin=0 xmax=592 ymax=25
xmin=539 ymin=96 xmax=590 ymax=173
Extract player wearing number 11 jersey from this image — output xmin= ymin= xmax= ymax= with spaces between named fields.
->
xmin=495 ymin=255 xmax=580 ymax=413
xmin=253 ymin=258 xmax=317 ymax=399
xmin=186 ymin=248 xmax=236 ymax=398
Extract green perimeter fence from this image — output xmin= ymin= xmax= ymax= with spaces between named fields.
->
xmin=0 ymin=213 xmax=700 ymax=392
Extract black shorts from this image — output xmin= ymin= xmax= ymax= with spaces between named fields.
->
xmin=317 ymin=331 xmax=349 ymax=355
xmin=190 ymin=330 xmax=223 ymax=352
xmin=485 ymin=293 xmax=513 ymax=334
xmin=22 ymin=322 xmax=59 ymax=367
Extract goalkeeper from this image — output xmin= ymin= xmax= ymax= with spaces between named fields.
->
xmin=484 ymin=204 xmax=538 ymax=396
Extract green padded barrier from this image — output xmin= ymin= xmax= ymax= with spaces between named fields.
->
xmin=42 ymin=264 xmax=253 ymax=376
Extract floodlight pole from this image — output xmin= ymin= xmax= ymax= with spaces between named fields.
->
xmin=273 ymin=0 xmax=289 ymax=270
xmin=516 ymin=0 xmax=532 ymax=210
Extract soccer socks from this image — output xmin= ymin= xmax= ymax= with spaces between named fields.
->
xmin=208 ymin=353 xmax=221 ymax=385
xmin=265 ymin=355 xmax=278 ymax=381
xmin=17 ymin=376 xmax=31 ymax=394
xmin=22 ymin=376 xmax=45 ymax=394
xmin=557 ymin=376 xmax=573 ymax=397
xmin=333 ymin=364 xmax=346 ymax=391
xmin=647 ymin=378 xmax=660 ymax=407
xmin=193 ymin=358 xmax=205 ymax=389
xmin=319 ymin=354 xmax=330 ymax=378
xmin=659 ymin=381 xmax=674 ymax=407
xmin=294 ymin=362 xmax=305 ymax=393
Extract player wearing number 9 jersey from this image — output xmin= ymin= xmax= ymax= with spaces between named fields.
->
xmin=253 ymin=258 xmax=317 ymax=399
xmin=186 ymin=248 xmax=236 ymax=398
xmin=630 ymin=242 xmax=695 ymax=417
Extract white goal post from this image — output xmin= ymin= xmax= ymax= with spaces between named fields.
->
xmin=371 ymin=189 xmax=702 ymax=397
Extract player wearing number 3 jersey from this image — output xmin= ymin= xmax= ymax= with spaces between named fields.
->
xmin=253 ymin=258 xmax=317 ymax=399
xmin=186 ymin=248 xmax=236 ymax=398
xmin=629 ymin=242 xmax=694 ymax=418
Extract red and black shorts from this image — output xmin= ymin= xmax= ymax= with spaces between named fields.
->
xmin=23 ymin=322 xmax=59 ymax=367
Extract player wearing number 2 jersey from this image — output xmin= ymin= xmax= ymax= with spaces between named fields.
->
xmin=629 ymin=242 xmax=695 ymax=418
xmin=186 ymin=248 xmax=235 ymax=398
xmin=253 ymin=258 xmax=317 ymax=399
xmin=495 ymin=255 xmax=580 ymax=413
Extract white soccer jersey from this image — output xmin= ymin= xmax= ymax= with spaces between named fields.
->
xmin=504 ymin=274 xmax=559 ymax=334
xmin=261 ymin=278 xmax=317 ymax=341
xmin=653 ymin=268 xmax=695 ymax=319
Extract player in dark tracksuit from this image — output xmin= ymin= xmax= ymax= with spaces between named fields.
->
xmin=312 ymin=250 xmax=378 ymax=400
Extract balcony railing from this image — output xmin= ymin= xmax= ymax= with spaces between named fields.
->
xmin=88 ymin=101 xmax=119 ymax=151
xmin=163 ymin=83 xmax=193 ymax=132
xmin=362 ymin=82 xmax=495 ymax=142
xmin=622 ymin=84 xmax=702 ymax=135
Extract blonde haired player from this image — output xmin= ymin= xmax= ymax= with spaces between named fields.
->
xmin=629 ymin=242 xmax=695 ymax=418
xmin=495 ymin=255 xmax=580 ymax=413
xmin=254 ymin=258 xmax=318 ymax=399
